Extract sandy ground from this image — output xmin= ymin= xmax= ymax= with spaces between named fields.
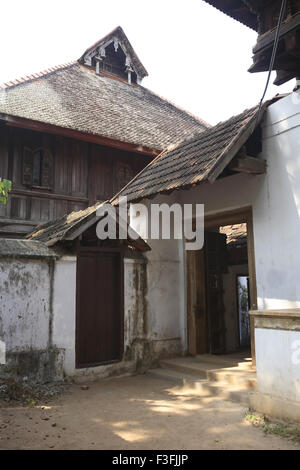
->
xmin=0 ymin=374 xmax=298 ymax=450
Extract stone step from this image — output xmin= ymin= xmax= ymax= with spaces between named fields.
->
xmin=160 ymin=358 xmax=257 ymax=390
xmin=147 ymin=367 xmax=251 ymax=405
xmin=196 ymin=354 xmax=253 ymax=370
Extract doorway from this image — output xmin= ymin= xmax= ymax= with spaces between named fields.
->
xmin=76 ymin=249 xmax=124 ymax=368
xmin=186 ymin=208 xmax=257 ymax=362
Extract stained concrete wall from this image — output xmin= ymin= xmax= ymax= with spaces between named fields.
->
xmin=0 ymin=250 xmax=149 ymax=381
xmin=0 ymin=256 xmax=65 ymax=380
xmin=0 ymin=258 xmax=51 ymax=351
xmin=130 ymin=194 xmax=187 ymax=359
xmin=255 ymin=327 xmax=300 ymax=402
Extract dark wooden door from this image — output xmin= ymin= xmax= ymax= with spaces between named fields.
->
xmin=205 ymin=231 xmax=227 ymax=354
xmin=76 ymin=250 xmax=123 ymax=368
xmin=186 ymin=249 xmax=208 ymax=355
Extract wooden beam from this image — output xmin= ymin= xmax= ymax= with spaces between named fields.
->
xmin=229 ymin=155 xmax=266 ymax=174
xmin=205 ymin=206 xmax=252 ymax=229
xmin=207 ymin=106 xmax=266 ymax=184
xmin=246 ymin=214 xmax=258 ymax=367
xmin=10 ymin=188 xmax=89 ymax=204
xmin=0 ymin=113 xmax=159 ymax=157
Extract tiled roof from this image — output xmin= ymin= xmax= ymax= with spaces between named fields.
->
xmin=27 ymin=201 xmax=150 ymax=251
xmin=0 ymin=239 xmax=59 ymax=259
xmin=112 ymin=104 xmax=263 ymax=204
xmin=220 ymin=223 xmax=247 ymax=246
xmin=0 ymin=63 xmax=208 ymax=151
xmin=27 ymin=202 xmax=102 ymax=246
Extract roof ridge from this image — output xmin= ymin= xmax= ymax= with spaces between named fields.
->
xmin=167 ymin=104 xmax=260 ymax=149
xmin=139 ymin=84 xmax=211 ymax=129
xmin=0 ymin=61 xmax=77 ymax=90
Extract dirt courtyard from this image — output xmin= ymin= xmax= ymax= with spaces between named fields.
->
xmin=0 ymin=374 xmax=298 ymax=450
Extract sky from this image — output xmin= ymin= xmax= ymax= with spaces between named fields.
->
xmin=0 ymin=0 xmax=295 ymax=125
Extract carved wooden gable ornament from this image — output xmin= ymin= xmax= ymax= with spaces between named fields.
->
xmin=79 ymin=26 xmax=148 ymax=85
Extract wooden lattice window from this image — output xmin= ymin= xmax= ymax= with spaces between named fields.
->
xmin=23 ymin=147 xmax=54 ymax=189
xmin=114 ymin=162 xmax=134 ymax=194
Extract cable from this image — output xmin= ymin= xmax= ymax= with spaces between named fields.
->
xmin=255 ymin=0 xmax=287 ymax=125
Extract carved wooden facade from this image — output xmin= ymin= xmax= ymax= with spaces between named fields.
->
xmin=0 ymin=125 xmax=151 ymax=237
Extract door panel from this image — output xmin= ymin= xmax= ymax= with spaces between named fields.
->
xmin=76 ymin=251 xmax=123 ymax=368
xmin=205 ymin=231 xmax=227 ymax=354
xmin=186 ymin=248 xmax=207 ymax=355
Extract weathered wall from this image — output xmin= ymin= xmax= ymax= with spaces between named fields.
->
xmin=123 ymin=258 xmax=150 ymax=366
xmin=0 ymin=249 xmax=149 ymax=382
xmin=52 ymin=256 xmax=77 ymax=377
xmin=130 ymin=194 xmax=187 ymax=359
xmin=0 ymin=256 xmax=64 ymax=380
xmin=0 ymin=258 xmax=50 ymax=350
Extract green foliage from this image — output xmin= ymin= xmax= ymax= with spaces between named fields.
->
xmin=245 ymin=411 xmax=300 ymax=444
xmin=0 ymin=178 xmax=12 ymax=204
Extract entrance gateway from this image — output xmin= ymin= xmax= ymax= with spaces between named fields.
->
xmin=186 ymin=207 xmax=257 ymax=364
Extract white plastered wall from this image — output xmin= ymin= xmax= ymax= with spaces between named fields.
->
xmin=52 ymin=256 xmax=77 ymax=376
xmin=130 ymin=194 xmax=187 ymax=357
xmin=252 ymin=91 xmax=300 ymax=310
xmin=255 ymin=327 xmax=300 ymax=402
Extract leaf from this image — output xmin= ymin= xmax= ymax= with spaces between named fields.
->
xmin=0 ymin=178 xmax=12 ymax=205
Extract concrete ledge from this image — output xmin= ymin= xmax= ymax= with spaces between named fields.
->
xmin=250 ymin=309 xmax=300 ymax=331
xmin=70 ymin=360 xmax=137 ymax=383
xmin=250 ymin=309 xmax=300 ymax=319
xmin=249 ymin=391 xmax=300 ymax=423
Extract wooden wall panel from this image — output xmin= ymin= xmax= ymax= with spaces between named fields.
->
xmin=30 ymin=198 xmax=50 ymax=222
xmin=54 ymin=136 xmax=71 ymax=195
xmin=70 ymin=140 xmax=89 ymax=198
xmin=0 ymin=125 xmax=152 ymax=235
xmin=0 ymin=126 xmax=8 ymax=180
xmin=89 ymin=145 xmax=113 ymax=202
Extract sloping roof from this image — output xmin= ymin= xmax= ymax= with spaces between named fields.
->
xmin=79 ymin=26 xmax=148 ymax=79
xmin=203 ymin=1 xmax=259 ymax=31
xmin=0 ymin=63 xmax=208 ymax=151
xmin=0 ymin=239 xmax=59 ymax=259
xmin=27 ymin=201 xmax=150 ymax=251
xmin=111 ymin=103 xmax=266 ymax=204
xmin=220 ymin=223 xmax=247 ymax=246
xmin=27 ymin=202 xmax=102 ymax=245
